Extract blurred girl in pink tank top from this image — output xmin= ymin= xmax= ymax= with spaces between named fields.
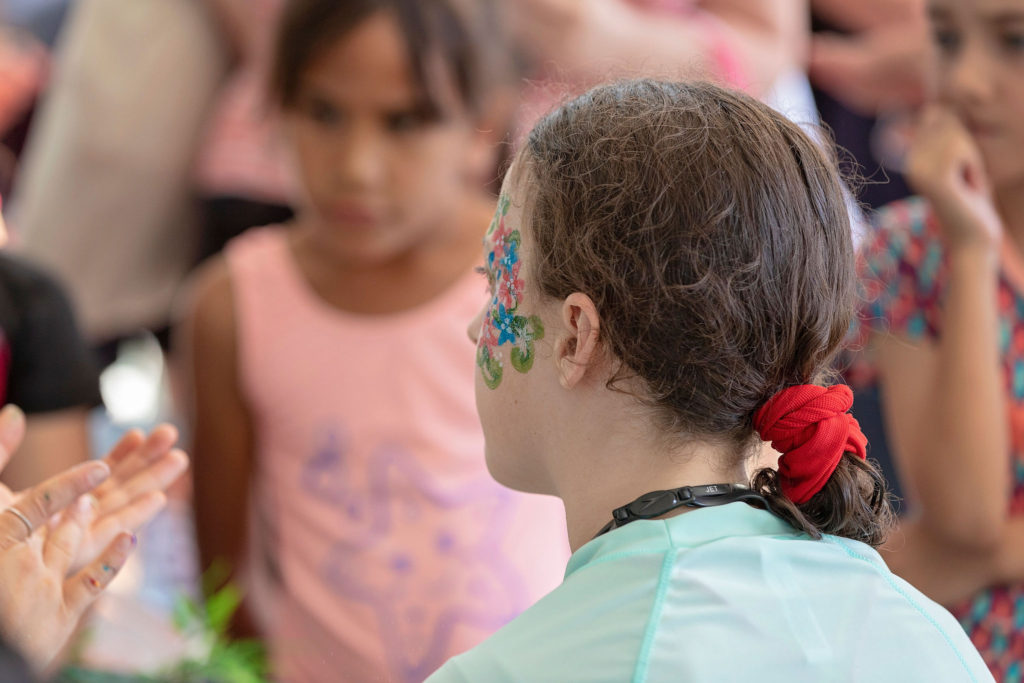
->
xmin=176 ymin=1 xmax=568 ymax=680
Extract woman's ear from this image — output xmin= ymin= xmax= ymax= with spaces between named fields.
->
xmin=556 ymin=292 xmax=601 ymax=389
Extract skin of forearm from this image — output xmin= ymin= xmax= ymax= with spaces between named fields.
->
xmin=884 ymin=515 xmax=1024 ymax=607
xmin=561 ymin=1 xmax=798 ymax=97
xmin=914 ymin=249 xmax=1008 ymax=547
xmin=883 ymin=518 xmax=996 ymax=606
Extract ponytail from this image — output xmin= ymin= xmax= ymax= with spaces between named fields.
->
xmin=751 ymin=385 xmax=895 ymax=547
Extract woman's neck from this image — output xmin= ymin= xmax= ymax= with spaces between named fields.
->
xmin=548 ymin=417 xmax=748 ymax=552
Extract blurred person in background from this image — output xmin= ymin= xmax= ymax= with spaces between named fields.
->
xmin=0 ymin=11 xmax=48 ymax=198
xmin=0 ymin=198 xmax=97 ymax=491
xmin=810 ymin=0 xmax=929 ymax=121
xmin=176 ymin=1 xmax=568 ymax=680
xmin=195 ymin=0 xmax=295 ymax=265
xmin=505 ymin=0 xmax=814 ymax=135
xmin=809 ymin=0 xmax=932 ymax=509
xmin=850 ymin=0 xmax=1024 ymax=677
xmin=9 ymin=0 xmax=228 ymax=351
xmin=0 ymin=0 xmax=72 ymax=47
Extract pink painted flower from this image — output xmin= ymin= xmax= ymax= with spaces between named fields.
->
xmin=498 ymin=270 xmax=524 ymax=310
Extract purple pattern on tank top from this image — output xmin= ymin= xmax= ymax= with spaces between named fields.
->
xmin=301 ymin=425 xmax=529 ymax=682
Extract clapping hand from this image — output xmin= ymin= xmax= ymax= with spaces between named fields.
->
xmin=0 ymin=406 xmax=189 ymax=573
xmin=0 ymin=405 xmax=189 ymax=672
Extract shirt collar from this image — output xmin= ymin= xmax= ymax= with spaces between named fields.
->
xmin=566 ymin=502 xmax=800 ymax=579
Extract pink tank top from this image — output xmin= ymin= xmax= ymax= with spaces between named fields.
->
xmin=225 ymin=228 xmax=568 ymax=682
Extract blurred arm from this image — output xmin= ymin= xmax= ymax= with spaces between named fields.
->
xmin=510 ymin=0 xmax=806 ymax=97
xmin=884 ymin=518 xmax=1024 ymax=606
xmin=0 ymin=408 xmax=90 ymax=491
xmin=174 ymin=256 xmax=259 ymax=636
xmin=874 ymin=258 xmax=1007 ymax=554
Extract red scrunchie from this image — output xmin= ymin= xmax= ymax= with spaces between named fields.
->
xmin=752 ymin=385 xmax=867 ymax=504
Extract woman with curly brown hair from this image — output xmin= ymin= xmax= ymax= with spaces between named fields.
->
xmin=427 ymin=79 xmax=991 ymax=682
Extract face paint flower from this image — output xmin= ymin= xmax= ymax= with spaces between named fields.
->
xmin=498 ymin=266 xmax=524 ymax=310
xmin=476 ymin=194 xmax=544 ymax=390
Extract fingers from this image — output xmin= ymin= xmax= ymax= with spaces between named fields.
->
xmin=0 ymin=405 xmax=26 ymax=475
xmin=0 ymin=461 xmax=109 ymax=548
xmin=64 ymin=532 xmax=136 ymax=619
xmin=907 ymin=107 xmax=978 ymax=185
xmin=84 ymin=491 xmax=166 ymax=563
xmin=913 ymin=106 xmax=989 ymax=187
xmin=43 ymin=495 xmax=96 ymax=576
xmin=94 ymin=425 xmax=178 ymax=505
xmin=100 ymin=429 xmax=146 ymax=469
xmin=96 ymin=449 xmax=189 ymax=516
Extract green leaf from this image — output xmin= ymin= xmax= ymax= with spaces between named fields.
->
xmin=477 ymin=346 xmax=503 ymax=389
xmin=56 ymin=667 xmax=152 ymax=683
xmin=201 ymin=558 xmax=232 ymax=598
xmin=172 ymin=595 xmax=200 ymax=632
xmin=510 ymin=343 xmax=534 ymax=373
xmin=509 ymin=315 xmax=528 ymax=337
xmin=528 ymin=315 xmax=545 ymax=341
xmin=205 ymin=584 xmax=243 ymax=635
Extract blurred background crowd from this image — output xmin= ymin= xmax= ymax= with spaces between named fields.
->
xmin=1 ymin=0 xmax=1021 ymax=680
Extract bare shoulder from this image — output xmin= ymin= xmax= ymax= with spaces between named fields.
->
xmin=167 ymin=255 xmax=242 ymax=385
xmin=178 ymin=256 xmax=236 ymax=348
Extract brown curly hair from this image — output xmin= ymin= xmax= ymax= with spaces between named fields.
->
xmin=519 ymin=80 xmax=894 ymax=546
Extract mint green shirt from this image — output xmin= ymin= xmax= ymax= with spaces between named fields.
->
xmin=427 ymin=503 xmax=992 ymax=682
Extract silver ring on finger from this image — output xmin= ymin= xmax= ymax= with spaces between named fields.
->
xmin=2 ymin=506 xmax=33 ymax=537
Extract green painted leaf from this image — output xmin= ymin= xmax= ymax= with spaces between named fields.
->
xmin=511 ymin=343 xmax=535 ymax=373
xmin=510 ymin=314 xmax=528 ymax=336
xmin=528 ymin=315 xmax=545 ymax=340
xmin=477 ymin=346 xmax=503 ymax=389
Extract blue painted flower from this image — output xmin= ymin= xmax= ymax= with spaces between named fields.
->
xmin=496 ymin=304 xmax=518 ymax=345
xmin=500 ymin=238 xmax=519 ymax=273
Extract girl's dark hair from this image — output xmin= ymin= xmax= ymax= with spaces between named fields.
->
xmin=271 ymin=0 xmax=509 ymax=117
xmin=521 ymin=80 xmax=894 ymax=547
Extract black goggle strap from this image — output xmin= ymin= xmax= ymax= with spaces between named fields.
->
xmin=593 ymin=483 xmax=770 ymax=539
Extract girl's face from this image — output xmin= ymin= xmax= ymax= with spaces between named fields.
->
xmin=283 ymin=11 xmax=494 ymax=264
xmin=467 ymin=173 xmax=559 ymax=495
xmin=930 ymin=0 xmax=1024 ymax=188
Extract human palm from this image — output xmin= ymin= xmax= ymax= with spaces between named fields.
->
xmin=0 ymin=417 xmax=188 ymax=573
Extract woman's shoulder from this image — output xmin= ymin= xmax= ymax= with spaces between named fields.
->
xmin=425 ymin=555 xmax=660 ymax=683
xmin=430 ymin=527 xmax=991 ymax=682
